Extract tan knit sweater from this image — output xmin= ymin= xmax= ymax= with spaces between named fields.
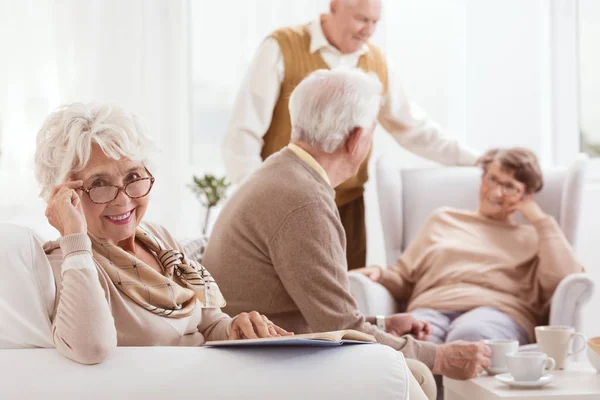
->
xmin=379 ymin=208 xmax=584 ymax=341
xmin=46 ymin=223 xmax=232 ymax=365
xmin=204 ymin=148 xmax=438 ymax=368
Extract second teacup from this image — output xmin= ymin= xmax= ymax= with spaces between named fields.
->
xmin=506 ymin=351 xmax=555 ymax=382
xmin=535 ymin=325 xmax=586 ymax=369
xmin=484 ymin=339 xmax=519 ymax=374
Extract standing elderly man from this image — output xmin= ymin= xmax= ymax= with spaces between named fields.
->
xmin=205 ymin=69 xmax=491 ymax=391
xmin=222 ymin=0 xmax=479 ymax=270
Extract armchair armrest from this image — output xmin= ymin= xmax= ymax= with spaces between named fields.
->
xmin=549 ymin=273 xmax=594 ymax=330
xmin=349 ymin=272 xmax=401 ymax=316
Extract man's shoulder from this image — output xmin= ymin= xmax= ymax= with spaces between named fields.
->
xmin=260 ymin=150 xmax=332 ymax=191
xmin=234 ymin=150 xmax=334 ymax=214
xmin=269 ymin=23 xmax=310 ymax=42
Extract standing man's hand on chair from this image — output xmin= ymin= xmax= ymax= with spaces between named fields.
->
xmin=353 ymin=265 xmax=383 ymax=282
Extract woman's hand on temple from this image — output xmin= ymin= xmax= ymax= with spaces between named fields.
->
xmin=45 ymin=180 xmax=87 ymax=236
xmin=228 ymin=311 xmax=294 ymax=340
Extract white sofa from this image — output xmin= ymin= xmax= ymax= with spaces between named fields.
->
xmin=0 ymin=223 xmax=415 ymax=400
xmin=350 ymin=153 xmax=594 ymax=340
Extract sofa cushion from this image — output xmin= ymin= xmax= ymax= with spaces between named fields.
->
xmin=179 ymin=235 xmax=208 ymax=264
xmin=0 ymin=345 xmax=410 ymax=399
xmin=0 ymin=223 xmax=54 ymax=348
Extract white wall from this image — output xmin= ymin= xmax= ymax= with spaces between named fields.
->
xmin=580 ymin=0 xmax=600 ymax=146
xmin=577 ymin=0 xmax=600 ymax=339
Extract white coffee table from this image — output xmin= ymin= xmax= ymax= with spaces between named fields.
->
xmin=444 ymin=362 xmax=600 ymax=399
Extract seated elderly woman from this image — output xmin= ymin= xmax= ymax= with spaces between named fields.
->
xmin=355 ymin=148 xmax=584 ymax=345
xmin=34 ymin=103 xmax=291 ymax=365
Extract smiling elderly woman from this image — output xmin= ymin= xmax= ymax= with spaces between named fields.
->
xmin=34 ymin=103 xmax=291 ymax=365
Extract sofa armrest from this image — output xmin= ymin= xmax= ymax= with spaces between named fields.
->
xmin=349 ymin=272 xmax=401 ymax=316
xmin=549 ymin=273 xmax=594 ymax=330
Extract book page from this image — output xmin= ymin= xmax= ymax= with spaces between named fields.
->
xmin=205 ymin=330 xmax=376 ymax=346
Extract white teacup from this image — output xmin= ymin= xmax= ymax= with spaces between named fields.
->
xmin=506 ymin=351 xmax=556 ymax=382
xmin=535 ymin=325 xmax=586 ymax=369
xmin=484 ymin=339 xmax=519 ymax=374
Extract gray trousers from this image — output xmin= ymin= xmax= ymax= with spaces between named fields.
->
xmin=411 ymin=307 xmax=529 ymax=345
xmin=413 ymin=307 xmax=529 ymax=400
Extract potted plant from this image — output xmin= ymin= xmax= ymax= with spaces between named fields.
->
xmin=188 ymin=174 xmax=231 ymax=235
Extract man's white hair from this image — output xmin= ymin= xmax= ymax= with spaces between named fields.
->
xmin=34 ymin=103 xmax=156 ymax=200
xmin=289 ymin=68 xmax=382 ymax=153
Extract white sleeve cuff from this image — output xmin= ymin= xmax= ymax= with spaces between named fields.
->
xmin=61 ymin=252 xmax=96 ymax=275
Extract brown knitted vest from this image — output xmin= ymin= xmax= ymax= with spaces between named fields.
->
xmin=261 ymin=21 xmax=389 ymax=207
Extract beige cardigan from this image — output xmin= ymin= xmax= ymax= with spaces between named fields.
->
xmin=379 ymin=208 xmax=584 ymax=341
xmin=46 ymin=223 xmax=232 ymax=365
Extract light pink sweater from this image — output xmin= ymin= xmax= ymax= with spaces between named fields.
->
xmin=379 ymin=208 xmax=584 ymax=341
xmin=46 ymin=223 xmax=232 ymax=364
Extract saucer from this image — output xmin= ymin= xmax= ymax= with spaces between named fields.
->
xmin=486 ymin=366 xmax=508 ymax=375
xmin=495 ymin=373 xmax=553 ymax=388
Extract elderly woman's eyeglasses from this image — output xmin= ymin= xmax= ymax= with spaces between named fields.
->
xmin=80 ymin=171 xmax=155 ymax=204
xmin=483 ymin=174 xmax=523 ymax=197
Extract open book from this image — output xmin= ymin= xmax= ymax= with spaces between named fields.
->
xmin=204 ymin=329 xmax=377 ymax=347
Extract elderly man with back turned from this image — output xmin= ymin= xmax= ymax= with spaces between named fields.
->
xmin=204 ymin=69 xmax=491 ymax=394
xmin=222 ymin=0 xmax=479 ymax=271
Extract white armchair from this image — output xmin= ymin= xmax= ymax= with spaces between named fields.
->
xmin=350 ymin=153 xmax=594 ymax=340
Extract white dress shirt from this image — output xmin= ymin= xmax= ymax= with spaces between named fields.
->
xmin=222 ymin=17 xmax=479 ymax=184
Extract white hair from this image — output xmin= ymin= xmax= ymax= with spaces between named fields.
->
xmin=34 ymin=103 xmax=156 ymax=200
xmin=289 ymin=68 xmax=382 ymax=153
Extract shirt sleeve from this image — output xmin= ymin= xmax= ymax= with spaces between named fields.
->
xmin=48 ymin=233 xmax=117 ymax=365
xmin=197 ymin=307 xmax=234 ymax=342
xmin=268 ymin=203 xmax=437 ymax=368
xmin=533 ymin=217 xmax=585 ymax=304
xmin=378 ymin=64 xmax=480 ymax=166
xmin=222 ymin=37 xmax=284 ymax=184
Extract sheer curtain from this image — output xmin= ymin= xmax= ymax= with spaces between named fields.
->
xmin=0 ymin=0 xmax=459 ymax=243
xmin=190 ymin=0 xmax=332 ymax=171
xmin=0 ymin=0 xmax=192 ymax=238
xmin=579 ymin=0 xmax=600 ymax=156
xmin=189 ymin=0 xmax=461 ymax=171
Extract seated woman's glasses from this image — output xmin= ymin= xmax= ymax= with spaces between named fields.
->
xmin=80 ymin=172 xmax=155 ymax=204
xmin=483 ymin=174 xmax=522 ymax=197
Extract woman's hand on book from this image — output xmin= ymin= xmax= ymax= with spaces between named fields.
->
xmin=386 ymin=313 xmax=431 ymax=340
xmin=228 ymin=311 xmax=294 ymax=340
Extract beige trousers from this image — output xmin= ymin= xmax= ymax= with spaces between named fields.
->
xmin=406 ymin=358 xmax=437 ymax=400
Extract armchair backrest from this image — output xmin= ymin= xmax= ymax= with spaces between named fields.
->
xmin=376 ymin=154 xmax=588 ymax=266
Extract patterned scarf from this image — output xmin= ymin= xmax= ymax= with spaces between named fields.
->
xmin=83 ymin=226 xmax=225 ymax=318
